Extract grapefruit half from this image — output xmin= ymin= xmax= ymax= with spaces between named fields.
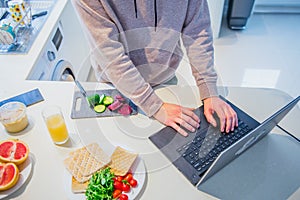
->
xmin=0 ymin=140 xmax=29 ymax=165
xmin=0 ymin=162 xmax=19 ymax=191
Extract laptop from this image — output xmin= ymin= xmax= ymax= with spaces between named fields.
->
xmin=149 ymin=95 xmax=300 ymax=188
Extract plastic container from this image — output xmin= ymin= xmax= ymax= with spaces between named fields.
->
xmin=0 ymin=101 xmax=28 ymax=133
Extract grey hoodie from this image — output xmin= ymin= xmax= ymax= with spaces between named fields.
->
xmin=72 ymin=0 xmax=218 ymax=116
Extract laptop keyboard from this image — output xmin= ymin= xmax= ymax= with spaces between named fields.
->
xmin=177 ymin=120 xmax=252 ymax=176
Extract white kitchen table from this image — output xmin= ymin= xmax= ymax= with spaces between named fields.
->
xmin=0 ymin=79 xmax=299 ymax=200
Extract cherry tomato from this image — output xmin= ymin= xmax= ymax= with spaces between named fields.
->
xmin=119 ymin=194 xmax=128 ymax=200
xmin=129 ymin=178 xmax=138 ymax=187
xmin=123 ymin=173 xmax=133 ymax=182
xmin=122 ymin=182 xmax=131 ymax=193
xmin=113 ymin=176 xmax=123 ymax=182
xmin=113 ymin=181 xmax=123 ymax=190
xmin=112 ymin=189 xmax=122 ymax=199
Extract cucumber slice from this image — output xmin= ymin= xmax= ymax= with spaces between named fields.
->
xmin=94 ymin=104 xmax=106 ymax=113
xmin=103 ymin=96 xmax=114 ymax=106
xmin=99 ymin=94 xmax=106 ymax=104
xmin=87 ymin=94 xmax=100 ymax=106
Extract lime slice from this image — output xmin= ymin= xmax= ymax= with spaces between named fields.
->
xmin=103 ymin=96 xmax=114 ymax=106
xmin=94 ymin=104 xmax=106 ymax=113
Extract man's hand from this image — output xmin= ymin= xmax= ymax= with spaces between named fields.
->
xmin=153 ymin=103 xmax=200 ymax=137
xmin=203 ymin=96 xmax=238 ymax=133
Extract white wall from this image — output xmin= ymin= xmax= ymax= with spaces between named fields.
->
xmin=207 ymin=0 xmax=226 ymax=38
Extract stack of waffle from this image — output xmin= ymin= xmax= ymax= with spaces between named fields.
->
xmin=64 ymin=143 xmax=138 ymax=193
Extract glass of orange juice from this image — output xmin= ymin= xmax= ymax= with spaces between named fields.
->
xmin=42 ymin=106 xmax=69 ymax=145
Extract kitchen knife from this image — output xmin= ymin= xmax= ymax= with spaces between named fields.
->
xmin=74 ymin=80 xmax=87 ymax=98
xmin=74 ymin=80 xmax=98 ymax=108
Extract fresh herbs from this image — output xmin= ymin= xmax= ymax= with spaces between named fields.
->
xmin=85 ymin=168 xmax=115 ymax=200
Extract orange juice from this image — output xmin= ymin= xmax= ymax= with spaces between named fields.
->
xmin=45 ymin=114 xmax=69 ymax=144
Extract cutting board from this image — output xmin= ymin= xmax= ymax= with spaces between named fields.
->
xmin=71 ymin=89 xmax=137 ymax=119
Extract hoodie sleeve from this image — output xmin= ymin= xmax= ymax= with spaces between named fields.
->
xmin=181 ymin=0 xmax=219 ymax=100
xmin=71 ymin=0 xmax=163 ymax=116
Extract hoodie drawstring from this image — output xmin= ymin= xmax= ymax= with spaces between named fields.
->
xmin=133 ymin=0 xmax=158 ymax=30
xmin=134 ymin=0 xmax=138 ymax=18
xmin=154 ymin=0 xmax=157 ymax=30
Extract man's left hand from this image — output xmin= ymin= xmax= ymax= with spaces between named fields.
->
xmin=203 ymin=96 xmax=238 ymax=133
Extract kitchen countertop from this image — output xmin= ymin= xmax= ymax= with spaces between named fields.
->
xmin=0 ymin=78 xmax=300 ymax=200
xmin=0 ymin=0 xmax=68 ymax=81
xmin=0 ymin=79 xmax=214 ymax=200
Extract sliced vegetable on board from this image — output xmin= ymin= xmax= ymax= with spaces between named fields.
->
xmin=99 ymin=94 xmax=106 ymax=104
xmin=94 ymin=104 xmax=106 ymax=113
xmin=103 ymin=96 xmax=114 ymax=106
xmin=87 ymin=94 xmax=100 ymax=107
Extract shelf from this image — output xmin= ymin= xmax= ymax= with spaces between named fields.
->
xmin=0 ymin=0 xmax=55 ymax=54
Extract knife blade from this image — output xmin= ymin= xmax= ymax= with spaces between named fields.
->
xmin=74 ymin=80 xmax=87 ymax=98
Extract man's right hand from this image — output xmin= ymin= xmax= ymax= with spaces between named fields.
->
xmin=153 ymin=103 xmax=200 ymax=137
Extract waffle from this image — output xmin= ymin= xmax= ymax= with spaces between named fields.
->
xmin=109 ymin=146 xmax=138 ymax=176
xmin=69 ymin=143 xmax=111 ymax=176
xmin=71 ymin=176 xmax=89 ymax=193
xmin=64 ymin=156 xmax=92 ymax=183
xmin=64 ymin=143 xmax=111 ymax=183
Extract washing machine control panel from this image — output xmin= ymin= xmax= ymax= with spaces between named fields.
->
xmin=46 ymin=23 xmax=63 ymax=63
xmin=46 ymin=25 xmax=63 ymax=62
xmin=27 ymin=23 xmax=64 ymax=80
xmin=51 ymin=25 xmax=63 ymax=51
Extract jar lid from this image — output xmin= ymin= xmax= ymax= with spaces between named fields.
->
xmin=0 ymin=101 xmax=26 ymax=123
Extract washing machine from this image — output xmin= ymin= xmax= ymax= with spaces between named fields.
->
xmin=27 ymin=1 xmax=91 ymax=81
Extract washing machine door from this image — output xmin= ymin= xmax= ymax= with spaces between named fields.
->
xmin=51 ymin=60 xmax=75 ymax=81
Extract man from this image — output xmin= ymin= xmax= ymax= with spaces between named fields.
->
xmin=72 ymin=0 xmax=238 ymax=136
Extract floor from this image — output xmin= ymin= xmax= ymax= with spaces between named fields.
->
xmin=215 ymin=13 xmax=300 ymax=98
xmin=175 ymin=13 xmax=300 ymax=98
xmin=88 ymin=13 xmax=300 ymax=98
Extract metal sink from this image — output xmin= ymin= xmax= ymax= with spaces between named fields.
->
xmin=0 ymin=0 xmax=56 ymax=54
